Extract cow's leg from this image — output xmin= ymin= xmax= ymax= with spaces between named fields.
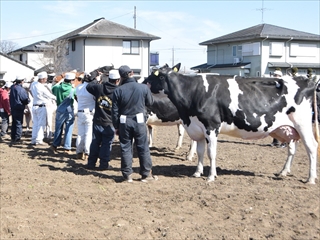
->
xmin=186 ymin=139 xmax=197 ymax=161
xmin=192 ymin=139 xmax=206 ymax=178
xmin=206 ymin=135 xmax=218 ymax=182
xmin=147 ymin=125 xmax=153 ymax=147
xmin=290 ymin=116 xmax=318 ymax=184
xmin=279 ymin=140 xmax=297 ymax=176
xmin=300 ymin=136 xmax=318 ymax=184
xmin=175 ymin=123 xmax=184 ymax=149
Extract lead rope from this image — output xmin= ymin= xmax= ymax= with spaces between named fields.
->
xmin=313 ymin=82 xmax=320 ymax=161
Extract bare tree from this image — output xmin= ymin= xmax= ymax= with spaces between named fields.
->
xmin=35 ymin=39 xmax=71 ymax=74
xmin=0 ymin=40 xmax=19 ymax=54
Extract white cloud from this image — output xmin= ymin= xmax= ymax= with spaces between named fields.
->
xmin=42 ymin=1 xmax=87 ymax=16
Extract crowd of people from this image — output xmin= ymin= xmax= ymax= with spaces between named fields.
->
xmin=0 ymin=65 xmax=158 ymax=183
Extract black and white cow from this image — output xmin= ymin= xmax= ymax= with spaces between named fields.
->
xmin=145 ymin=92 xmax=196 ymax=160
xmin=146 ymin=63 xmax=319 ymax=184
xmin=141 ymin=65 xmax=196 ymax=160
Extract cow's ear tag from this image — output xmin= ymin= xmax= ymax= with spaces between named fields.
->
xmin=154 ymin=70 xmax=159 ymax=76
xmin=173 ymin=67 xmax=178 ymax=72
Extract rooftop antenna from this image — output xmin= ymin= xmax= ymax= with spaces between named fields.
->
xmin=133 ymin=6 xmax=136 ymax=29
xmin=256 ymin=0 xmax=270 ymax=23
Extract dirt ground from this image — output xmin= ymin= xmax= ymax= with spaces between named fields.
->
xmin=0 ymin=120 xmax=319 ymax=240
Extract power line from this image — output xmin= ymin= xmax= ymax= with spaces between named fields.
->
xmin=2 ymin=29 xmax=74 ymax=41
xmin=2 ymin=11 xmax=134 ymax=42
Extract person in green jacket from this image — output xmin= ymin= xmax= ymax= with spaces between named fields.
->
xmin=50 ymin=72 xmax=76 ymax=154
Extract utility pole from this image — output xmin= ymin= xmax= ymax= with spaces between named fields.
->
xmin=172 ymin=46 xmax=175 ymax=66
xmin=133 ymin=6 xmax=136 ymax=29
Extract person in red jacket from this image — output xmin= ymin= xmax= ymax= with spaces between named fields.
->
xmin=0 ymin=82 xmax=12 ymax=140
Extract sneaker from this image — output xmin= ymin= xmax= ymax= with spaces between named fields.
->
xmin=123 ymin=174 xmax=133 ymax=183
xmin=64 ymin=149 xmax=72 ymax=154
xmin=49 ymin=145 xmax=58 ymax=153
xmin=141 ymin=174 xmax=158 ymax=183
xmin=97 ymin=165 xmax=113 ymax=171
xmin=76 ymin=152 xmax=84 ymax=160
xmin=85 ymin=165 xmax=96 ymax=170
xmin=12 ymin=139 xmax=23 ymax=144
xmin=84 ymin=154 xmax=89 ymax=161
xmin=1 ymin=135 xmax=10 ymax=140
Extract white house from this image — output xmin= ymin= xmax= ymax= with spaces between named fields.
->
xmin=0 ymin=52 xmax=35 ymax=82
xmin=192 ymin=24 xmax=320 ymax=78
xmin=8 ymin=40 xmax=52 ymax=72
xmin=54 ymin=17 xmax=161 ymax=77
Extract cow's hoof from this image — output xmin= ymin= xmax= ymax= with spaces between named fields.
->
xmin=306 ymin=177 xmax=316 ymax=184
xmin=192 ymin=172 xmax=202 ymax=178
xmin=206 ymin=176 xmax=215 ymax=182
xmin=279 ymin=170 xmax=290 ymax=177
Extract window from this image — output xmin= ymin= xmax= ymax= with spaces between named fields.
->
xmin=123 ymin=40 xmax=139 ymax=54
xmin=19 ymin=54 xmax=23 ymax=61
xmin=233 ymin=45 xmax=242 ymax=57
xmin=232 ymin=46 xmax=237 ymax=57
xmin=71 ymin=40 xmax=76 ymax=51
xmin=242 ymin=42 xmax=260 ymax=56
xmin=269 ymin=42 xmax=284 ymax=56
xmin=290 ymin=43 xmax=316 ymax=57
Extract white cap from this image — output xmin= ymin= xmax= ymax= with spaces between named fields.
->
xmin=16 ymin=75 xmax=25 ymax=81
xmin=4 ymin=82 xmax=12 ymax=88
xmin=38 ymin=71 xmax=48 ymax=79
xmin=273 ymin=70 xmax=283 ymax=77
xmin=109 ymin=70 xmax=120 ymax=80
xmin=65 ymin=72 xmax=76 ymax=80
xmin=22 ymin=83 xmax=30 ymax=88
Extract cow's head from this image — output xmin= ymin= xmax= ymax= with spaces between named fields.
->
xmin=86 ymin=64 xmax=115 ymax=82
xmin=145 ymin=63 xmax=181 ymax=96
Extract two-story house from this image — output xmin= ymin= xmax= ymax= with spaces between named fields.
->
xmin=54 ymin=17 xmax=160 ymax=77
xmin=8 ymin=40 xmax=53 ymax=72
xmin=192 ymin=24 xmax=320 ymax=78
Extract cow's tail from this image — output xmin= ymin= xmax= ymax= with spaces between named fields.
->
xmin=313 ymin=79 xmax=320 ymax=160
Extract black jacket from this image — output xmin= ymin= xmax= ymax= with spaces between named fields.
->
xmin=86 ymin=80 xmax=118 ymax=126
xmin=112 ymin=77 xmax=154 ymax=129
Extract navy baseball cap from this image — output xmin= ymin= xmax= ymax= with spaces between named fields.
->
xmin=118 ymin=65 xmax=132 ymax=78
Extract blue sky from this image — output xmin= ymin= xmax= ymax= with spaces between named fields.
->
xmin=1 ymin=0 xmax=319 ymax=70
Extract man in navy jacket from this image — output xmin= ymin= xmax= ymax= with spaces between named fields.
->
xmin=112 ymin=65 xmax=157 ymax=183
xmin=9 ymin=76 xmax=29 ymax=145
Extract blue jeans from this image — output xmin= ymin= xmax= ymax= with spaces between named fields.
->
xmin=87 ymin=124 xmax=115 ymax=168
xmin=0 ymin=111 xmax=9 ymax=136
xmin=11 ymin=109 xmax=24 ymax=142
xmin=52 ymin=110 xmax=75 ymax=150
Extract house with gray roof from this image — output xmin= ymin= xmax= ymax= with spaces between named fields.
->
xmin=192 ymin=24 xmax=320 ymax=78
xmin=8 ymin=40 xmax=52 ymax=72
xmin=54 ymin=17 xmax=160 ymax=77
